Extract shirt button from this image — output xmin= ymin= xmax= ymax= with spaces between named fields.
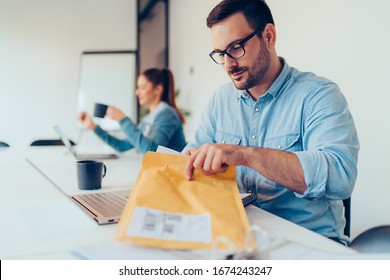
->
xmin=251 ymin=135 xmax=256 ymax=140
xmin=278 ymin=144 xmax=282 ymax=149
xmin=255 ymin=107 xmax=259 ymax=112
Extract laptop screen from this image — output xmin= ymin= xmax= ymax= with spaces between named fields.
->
xmin=53 ymin=126 xmax=77 ymax=158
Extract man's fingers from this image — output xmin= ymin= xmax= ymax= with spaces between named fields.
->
xmin=185 ymin=155 xmax=195 ymax=180
xmin=185 ymin=145 xmax=232 ymax=180
xmin=201 ymin=170 xmax=217 ymax=176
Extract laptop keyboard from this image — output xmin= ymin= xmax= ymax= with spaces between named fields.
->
xmin=77 ymin=192 xmax=128 ymax=217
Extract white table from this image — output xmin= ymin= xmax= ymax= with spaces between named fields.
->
xmin=0 ymin=146 xmax=355 ymax=259
xmin=0 ymin=147 xmax=29 ymax=168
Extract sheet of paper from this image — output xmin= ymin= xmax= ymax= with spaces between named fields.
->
xmin=156 ymin=145 xmax=183 ymax=155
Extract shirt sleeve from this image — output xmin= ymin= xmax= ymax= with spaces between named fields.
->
xmin=93 ymin=125 xmax=134 ymax=152
xmin=294 ymin=82 xmax=359 ymax=200
xmin=120 ymin=109 xmax=182 ymax=154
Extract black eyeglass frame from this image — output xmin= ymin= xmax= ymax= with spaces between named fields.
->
xmin=209 ymin=28 xmax=261 ymax=65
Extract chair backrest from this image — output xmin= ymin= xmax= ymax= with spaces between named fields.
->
xmin=350 ymin=225 xmax=390 ymax=253
xmin=30 ymin=139 xmax=76 ymax=146
xmin=0 ymin=141 xmax=10 ymax=148
xmin=343 ymin=197 xmax=351 ymax=237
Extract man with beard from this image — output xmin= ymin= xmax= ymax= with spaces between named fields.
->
xmin=183 ymin=0 xmax=359 ymax=246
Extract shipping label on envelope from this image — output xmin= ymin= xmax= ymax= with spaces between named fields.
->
xmin=114 ymin=152 xmax=250 ymax=250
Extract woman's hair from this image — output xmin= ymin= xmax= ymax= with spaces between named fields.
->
xmin=142 ymin=68 xmax=185 ymax=124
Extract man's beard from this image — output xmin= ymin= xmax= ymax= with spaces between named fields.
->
xmin=229 ymin=39 xmax=271 ymax=90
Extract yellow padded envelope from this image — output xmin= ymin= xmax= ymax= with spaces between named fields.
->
xmin=114 ymin=152 xmax=250 ymax=250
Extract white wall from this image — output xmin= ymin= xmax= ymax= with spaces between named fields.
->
xmin=0 ymin=0 xmax=136 ymax=148
xmin=170 ymin=0 xmax=390 ymax=238
xmin=170 ymin=0 xmax=227 ymax=138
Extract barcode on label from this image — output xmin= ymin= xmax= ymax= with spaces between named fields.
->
xmin=127 ymin=206 xmax=212 ymax=243
xmin=143 ymin=211 xmax=158 ymax=231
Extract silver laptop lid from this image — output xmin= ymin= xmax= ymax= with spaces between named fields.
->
xmin=53 ymin=125 xmax=78 ymax=159
xmin=54 ymin=126 xmax=119 ymax=160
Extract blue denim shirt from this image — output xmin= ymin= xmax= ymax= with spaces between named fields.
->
xmin=184 ymin=58 xmax=359 ymax=243
xmin=94 ymin=102 xmax=186 ymax=154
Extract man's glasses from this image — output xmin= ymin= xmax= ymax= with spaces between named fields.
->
xmin=209 ymin=29 xmax=260 ymax=65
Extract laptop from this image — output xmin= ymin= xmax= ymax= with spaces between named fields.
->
xmin=71 ymin=190 xmax=131 ymax=225
xmin=25 ymin=156 xmax=130 ymax=225
xmin=53 ymin=125 xmax=118 ymax=160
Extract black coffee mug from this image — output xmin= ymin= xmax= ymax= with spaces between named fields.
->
xmin=93 ymin=103 xmax=108 ymax=118
xmin=77 ymin=160 xmax=107 ymax=190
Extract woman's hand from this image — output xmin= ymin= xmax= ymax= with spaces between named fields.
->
xmin=78 ymin=112 xmax=96 ymax=130
xmin=105 ymin=106 xmax=126 ymax=122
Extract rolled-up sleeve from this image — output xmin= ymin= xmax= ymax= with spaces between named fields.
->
xmin=294 ymin=82 xmax=359 ymax=200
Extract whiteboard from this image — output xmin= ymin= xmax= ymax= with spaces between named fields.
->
xmin=77 ymin=51 xmax=137 ymax=130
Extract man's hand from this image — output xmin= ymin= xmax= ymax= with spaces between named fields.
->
xmin=185 ymin=143 xmax=307 ymax=193
xmin=185 ymin=144 xmax=245 ymax=180
xmin=183 ymin=148 xmax=197 ymax=156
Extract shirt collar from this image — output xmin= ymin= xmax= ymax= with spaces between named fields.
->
xmin=266 ymin=57 xmax=291 ymax=98
xmin=145 ymin=101 xmax=168 ymax=120
xmin=154 ymin=101 xmax=168 ymax=114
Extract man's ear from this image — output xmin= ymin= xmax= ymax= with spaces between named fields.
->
xmin=263 ymin=23 xmax=276 ymax=45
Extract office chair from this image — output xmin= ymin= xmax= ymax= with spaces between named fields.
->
xmin=343 ymin=197 xmax=351 ymax=237
xmin=30 ymin=139 xmax=76 ymax=146
xmin=0 ymin=141 xmax=10 ymax=148
xmin=349 ymin=225 xmax=390 ymax=253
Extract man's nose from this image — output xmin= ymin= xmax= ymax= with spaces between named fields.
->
xmin=223 ymin=55 xmax=238 ymax=71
